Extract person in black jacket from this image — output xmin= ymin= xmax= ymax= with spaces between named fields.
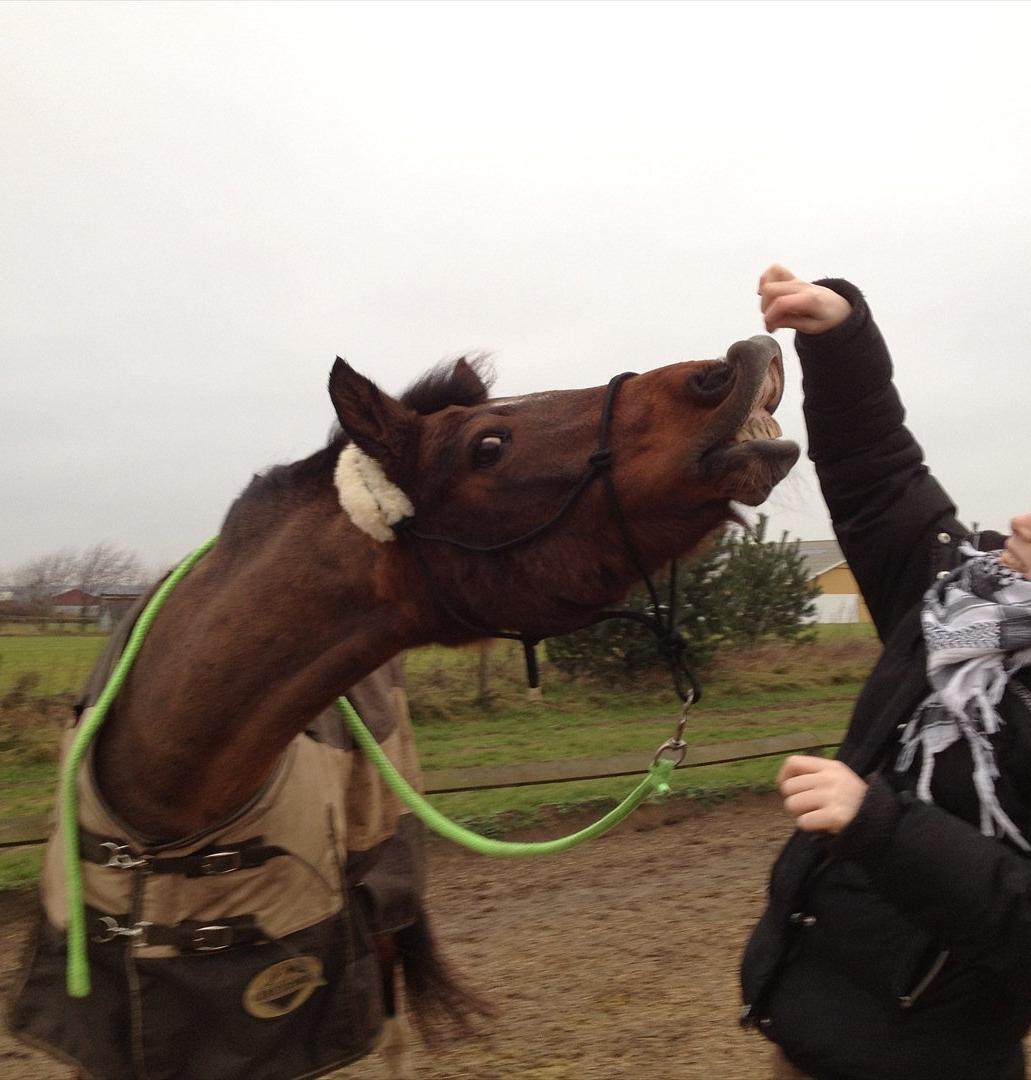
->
xmin=739 ymin=265 xmax=1031 ymax=1080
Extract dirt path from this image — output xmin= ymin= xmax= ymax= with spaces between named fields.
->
xmin=10 ymin=791 xmax=1030 ymax=1079
xmin=2 ymin=792 xmax=789 ymax=1079
xmin=348 ymin=792 xmax=790 ymax=1080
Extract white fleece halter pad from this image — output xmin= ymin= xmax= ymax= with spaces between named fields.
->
xmin=333 ymin=444 xmax=414 ymax=542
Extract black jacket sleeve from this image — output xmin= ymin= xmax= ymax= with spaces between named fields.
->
xmin=797 ymin=280 xmax=960 ymax=640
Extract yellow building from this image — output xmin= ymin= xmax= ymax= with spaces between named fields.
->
xmin=796 ymin=539 xmax=872 ymax=624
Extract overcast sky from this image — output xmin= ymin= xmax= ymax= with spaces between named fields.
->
xmin=3 ymin=0 xmax=1030 ymax=576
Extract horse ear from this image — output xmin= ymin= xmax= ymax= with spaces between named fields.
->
xmin=328 ymin=358 xmax=416 ymax=472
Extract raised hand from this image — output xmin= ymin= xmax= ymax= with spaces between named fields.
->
xmin=777 ymin=754 xmax=868 ymax=834
xmin=758 ymin=264 xmax=853 ymax=335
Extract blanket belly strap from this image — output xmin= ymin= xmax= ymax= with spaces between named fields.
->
xmin=79 ymin=830 xmax=289 ymax=877
xmin=89 ymin=908 xmax=265 ymax=953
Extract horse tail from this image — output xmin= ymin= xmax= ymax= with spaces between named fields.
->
xmin=394 ymin=907 xmax=495 ymax=1044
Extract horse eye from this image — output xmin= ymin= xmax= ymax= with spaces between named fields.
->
xmin=472 ymin=433 xmax=507 ymax=468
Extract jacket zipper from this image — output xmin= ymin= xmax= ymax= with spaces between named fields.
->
xmin=899 ymin=949 xmax=949 ymax=1009
xmin=742 ymin=845 xmax=833 ymax=1028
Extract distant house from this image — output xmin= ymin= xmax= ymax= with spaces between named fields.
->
xmin=795 ymin=539 xmax=871 ymax=624
xmin=98 ymin=584 xmax=147 ymax=631
xmin=0 ymin=584 xmax=44 ymax=617
xmin=51 ymin=588 xmax=100 ymax=618
xmin=0 ymin=584 xmax=24 ymax=617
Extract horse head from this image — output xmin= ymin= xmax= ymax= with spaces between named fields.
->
xmin=329 ymin=336 xmax=798 ymax=643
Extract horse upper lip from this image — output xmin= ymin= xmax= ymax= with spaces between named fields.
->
xmin=698 ymin=335 xmax=786 ymax=458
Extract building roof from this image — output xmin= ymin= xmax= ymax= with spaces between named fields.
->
xmin=51 ymin=588 xmax=99 ymax=606
xmin=795 ymin=539 xmax=847 ymax=580
xmin=98 ymin=584 xmax=148 ymax=599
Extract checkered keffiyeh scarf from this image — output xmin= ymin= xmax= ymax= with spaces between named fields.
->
xmin=896 ymin=547 xmax=1031 ymax=850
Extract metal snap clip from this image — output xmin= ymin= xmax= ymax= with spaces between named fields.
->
xmin=652 ymin=700 xmax=692 ymax=767
xmin=93 ymin=916 xmax=150 ymax=945
xmin=100 ymin=842 xmax=151 ymax=872
xmin=92 ymin=916 xmax=122 ymax=943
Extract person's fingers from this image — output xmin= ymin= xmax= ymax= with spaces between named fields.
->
xmin=764 ymin=293 xmax=821 ymax=333
xmin=780 ymin=758 xmax=866 ymax=833
xmin=758 ymin=263 xmax=797 ymax=292
xmin=777 ymin=755 xmax=827 ymax=785
xmin=779 ymin=772 xmax=823 ymax=798
xmin=783 ymin=790 xmax=824 ymax=818
xmin=759 ymin=279 xmax=805 ymax=314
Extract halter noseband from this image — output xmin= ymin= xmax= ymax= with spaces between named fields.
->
xmin=394 ymin=371 xmax=701 ymax=706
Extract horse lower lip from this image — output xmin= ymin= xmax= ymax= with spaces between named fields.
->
xmin=701 ymin=437 xmax=799 ymax=475
xmin=713 ymin=439 xmax=800 ymax=503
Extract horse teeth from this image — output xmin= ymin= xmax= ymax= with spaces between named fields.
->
xmin=731 ymin=412 xmax=782 ymax=444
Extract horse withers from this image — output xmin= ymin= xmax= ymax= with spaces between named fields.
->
xmin=9 ymin=336 xmax=797 ymax=1079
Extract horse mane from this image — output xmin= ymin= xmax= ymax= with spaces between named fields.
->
xmin=220 ymin=356 xmax=495 ymax=544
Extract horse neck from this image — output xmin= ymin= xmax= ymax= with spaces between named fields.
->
xmin=93 ymin=501 xmax=420 ymax=842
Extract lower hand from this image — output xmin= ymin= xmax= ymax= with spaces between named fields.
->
xmin=759 ymin=264 xmax=853 ymax=335
xmin=777 ymin=755 xmax=867 ymax=834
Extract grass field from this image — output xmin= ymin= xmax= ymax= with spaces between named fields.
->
xmin=0 ymin=625 xmax=878 ymax=888
xmin=0 ymin=634 xmax=107 ymax=697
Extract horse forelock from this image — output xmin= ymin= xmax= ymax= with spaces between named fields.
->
xmin=400 ymin=355 xmax=495 ymax=415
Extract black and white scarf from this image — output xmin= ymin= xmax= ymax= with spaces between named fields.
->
xmin=896 ymin=546 xmax=1031 ymax=850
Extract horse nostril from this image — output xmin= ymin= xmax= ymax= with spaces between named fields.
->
xmin=687 ymin=361 xmax=734 ymax=406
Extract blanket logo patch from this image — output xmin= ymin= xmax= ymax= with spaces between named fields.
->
xmin=243 ymin=956 xmax=326 ymax=1019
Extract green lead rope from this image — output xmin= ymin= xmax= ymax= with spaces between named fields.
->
xmin=338 ymin=696 xmax=675 ymax=856
xmin=61 ymin=536 xmax=675 ymax=998
xmin=61 ymin=537 xmax=218 ymax=997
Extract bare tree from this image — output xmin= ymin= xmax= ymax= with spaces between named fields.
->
xmin=74 ymin=541 xmax=146 ymax=597
xmin=12 ymin=543 xmax=147 ymax=619
xmin=14 ymin=550 xmax=79 ymax=613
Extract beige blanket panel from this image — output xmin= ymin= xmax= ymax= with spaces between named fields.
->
xmin=41 ymin=670 xmax=423 ymax=957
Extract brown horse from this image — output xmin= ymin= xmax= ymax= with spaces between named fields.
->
xmin=11 ymin=336 xmax=797 ymax=1079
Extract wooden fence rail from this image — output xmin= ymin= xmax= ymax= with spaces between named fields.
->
xmin=0 ymin=731 xmax=840 ymax=851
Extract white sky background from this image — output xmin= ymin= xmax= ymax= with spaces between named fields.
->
xmin=3 ymin=0 xmax=1030 ymax=574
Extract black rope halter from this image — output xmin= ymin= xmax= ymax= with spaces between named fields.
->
xmin=393 ymin=372 xmax=701 ymax=706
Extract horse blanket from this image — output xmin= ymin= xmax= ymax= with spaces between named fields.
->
xmin=8 ymin=591 xmax=426 ymax=1080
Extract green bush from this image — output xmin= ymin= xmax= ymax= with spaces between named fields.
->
xmin=704 ymin=516 xmax=818 ymax=646
xmin=545 ymin=516 xmax=817 ymax=679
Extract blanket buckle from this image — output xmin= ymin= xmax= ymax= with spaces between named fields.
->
xmin=192 ymin=924 xmax=234 ymax=951
xmin=100 ymin=842 xmax=151 ymax=872
xmin=199 ymin=850 xmax=243 ymax=875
